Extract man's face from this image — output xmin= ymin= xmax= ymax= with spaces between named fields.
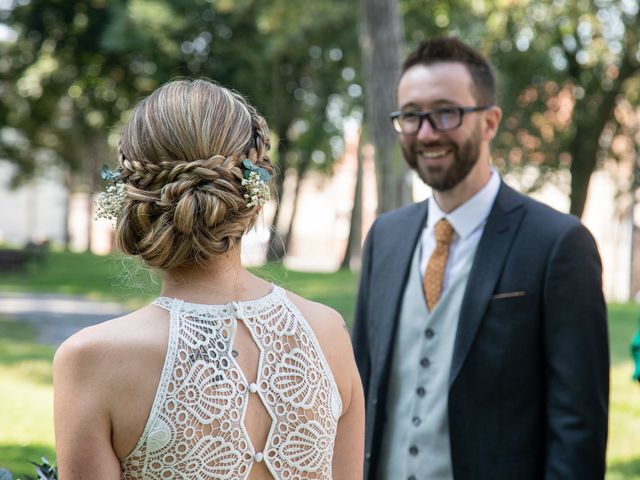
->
xmin=396 ymin=62 xmax=486 ymax=191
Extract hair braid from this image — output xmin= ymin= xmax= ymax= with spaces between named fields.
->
xmin=114 ymin=79 xmax=274 ymax=271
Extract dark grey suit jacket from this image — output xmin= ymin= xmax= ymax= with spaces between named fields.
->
xmin=352 ymin=181 xmax=609 ymax=480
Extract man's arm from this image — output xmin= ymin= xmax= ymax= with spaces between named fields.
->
xmin=352 ymin=221 xmax=376 ymax=398
xmin=543 ymin=221 xmax=609 ymax=479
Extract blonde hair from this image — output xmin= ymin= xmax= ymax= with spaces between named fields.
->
xmin=115 ymin=79 xmax=273 ymax=271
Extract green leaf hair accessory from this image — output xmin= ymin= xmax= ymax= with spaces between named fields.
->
xmin=94 ymin=164 xmax=125 ymax=220
xmin=241 ymin=159 xmax=271 ymax=208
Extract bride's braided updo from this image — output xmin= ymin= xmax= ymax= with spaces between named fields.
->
xmin=115 ymin=79 xmax=273 ymax=271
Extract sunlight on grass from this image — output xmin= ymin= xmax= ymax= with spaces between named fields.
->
xmin=0 ymin=320 xmax=55 ymax=477
xmin=606 ymin=304 xmax=640 ymax=479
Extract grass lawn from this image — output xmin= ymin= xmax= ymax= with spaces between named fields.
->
xmin=0 ymin=251 xmax=638 ymax=478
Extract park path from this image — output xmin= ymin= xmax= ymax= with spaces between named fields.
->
xmin=0 ymin=292 xmax=131 ymax=347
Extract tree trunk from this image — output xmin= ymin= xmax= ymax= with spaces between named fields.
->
xmin=266 ymin=133 xmax=290 ymax=262
xmin=62 ymin=169 xmax=73 ymax=251
xmin=359 ymin=0 xmax=407 ymax=214
xmin=283 ymin=156 xmax=312 ymax=254
xmin=569 ymin=59 xmax=636 ymax=218
xmin=85 ymin=135 xmax=101 ymax=253
xmin=340 ymin=131 xmax=364 ymax=270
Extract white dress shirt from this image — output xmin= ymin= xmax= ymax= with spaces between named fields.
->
xmin=420 ymin=169 xmax=501 ymax=289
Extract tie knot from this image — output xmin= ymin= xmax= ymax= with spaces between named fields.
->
xmin=434 ymin=218 xmax=454 ymax=245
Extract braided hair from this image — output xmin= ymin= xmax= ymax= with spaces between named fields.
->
xmin=115 ymin=79 xmax=273 ymax=271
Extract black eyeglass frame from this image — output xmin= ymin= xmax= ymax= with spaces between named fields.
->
xmin=389 ymin=105 xmax=494 ymax=134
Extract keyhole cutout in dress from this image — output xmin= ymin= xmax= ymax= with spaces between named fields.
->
xmin=232 ymin=314 xmax=275 ymax=480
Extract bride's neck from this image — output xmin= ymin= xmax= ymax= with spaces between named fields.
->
xmin=159 ymin=248 xmax=271 ymax=304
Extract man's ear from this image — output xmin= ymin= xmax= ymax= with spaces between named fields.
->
xmin=483 ymin=106 xmax=502 ymax=141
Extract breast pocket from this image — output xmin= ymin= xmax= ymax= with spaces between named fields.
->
xmin=481 ymin=291 xmax=539 ymax=348
xmin=486 ymin=291 xmax=535 ymax=317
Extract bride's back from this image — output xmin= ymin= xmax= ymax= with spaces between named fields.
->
xmin=118 ymin=286 xmax=342 ymax=479
xmin=53 ymin=79 xmax=364 ymax=480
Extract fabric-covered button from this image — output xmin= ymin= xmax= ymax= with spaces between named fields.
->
xmin=233 ymin=302 xmax=245 ymax=320
xmin=254 ymin=452 xmax=264 ymax=462
xmin=249 ymin=383 xmax=258 ymax=393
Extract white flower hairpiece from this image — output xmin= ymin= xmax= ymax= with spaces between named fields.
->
xmin=94 ymin=165 xmax=125 ymax=221
xmin=241 ymin=159 xmax=271 ymax=208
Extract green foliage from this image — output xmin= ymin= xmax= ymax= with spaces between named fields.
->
xmin=0 ymin=0 xmax=361 ymax=185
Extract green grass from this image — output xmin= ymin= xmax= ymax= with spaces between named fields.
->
xmin=0 ymin=251 xmax=357 ymax=318
xmin=0 ymin=251 xmax=638 ymax=477
xmin=0 ymin=320 xmax=56 ymax=478
xmin=606 ymin=304 xmax=640 ymax=480
xmin=0 ymin=250 xmax=162 ymax=307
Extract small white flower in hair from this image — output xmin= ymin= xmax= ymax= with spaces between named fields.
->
xmin=241 ymin=159 xmax=271 ymax=208
xmin=94 ymin=165 xmax=125 ymax=220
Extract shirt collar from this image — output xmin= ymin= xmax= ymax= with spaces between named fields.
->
xmin=427 ymin=168 xmax=501 ymax=240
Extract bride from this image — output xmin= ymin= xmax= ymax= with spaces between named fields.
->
xmin=53 ymin=79 xmax=364 ymax=479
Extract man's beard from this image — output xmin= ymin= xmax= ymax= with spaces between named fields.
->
xmin=402 ymin=125 xmax=482 ymax=191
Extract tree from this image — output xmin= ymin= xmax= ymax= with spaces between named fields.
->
xmin=0 ymin=0 xmax=363 ymax=258
xmin=359 ymin=0 xmax=407 ymax=214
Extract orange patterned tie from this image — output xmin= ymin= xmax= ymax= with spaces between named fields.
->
xmin=424 ymin=218 xmax=455 ymax=311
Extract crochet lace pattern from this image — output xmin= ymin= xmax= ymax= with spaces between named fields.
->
xmin=120 ymin=285 xmax=342 ymax=479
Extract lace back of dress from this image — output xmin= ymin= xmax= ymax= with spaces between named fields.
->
xmin=120 ymin=287 xmax=342 ymax=480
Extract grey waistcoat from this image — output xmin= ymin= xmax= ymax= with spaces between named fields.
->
xmin=377 ymin=240 xmax=473 ymax=480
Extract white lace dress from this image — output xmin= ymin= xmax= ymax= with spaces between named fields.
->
xmin=120 ymin=285 xmax=342 ymax=480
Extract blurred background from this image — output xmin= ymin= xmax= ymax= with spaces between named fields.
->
xmin=0 ymin=0 xmax=639 ymax=478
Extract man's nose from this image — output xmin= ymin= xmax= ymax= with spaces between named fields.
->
xmin=416 ymin=118 xmax=442 ymax=142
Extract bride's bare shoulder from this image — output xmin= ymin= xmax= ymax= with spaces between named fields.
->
xmin=53 ymin=304 xmax=169 ymax=387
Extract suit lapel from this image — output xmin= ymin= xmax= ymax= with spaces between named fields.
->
xmin=449 ymin=182 xmax=525 ymax=388
xmin=375 ymin=201 xmax=429 ymax=367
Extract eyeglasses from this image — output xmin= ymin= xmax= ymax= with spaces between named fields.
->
xmin=389 ymin=105 xmax=493 ymax=134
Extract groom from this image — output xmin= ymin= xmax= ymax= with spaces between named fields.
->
xmin=352 ymin=37 xmax=609 ymax=480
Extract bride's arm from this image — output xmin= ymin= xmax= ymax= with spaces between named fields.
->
xmin=331 ymin=339 xmax=365 ymax=479
xmin=53 ymin=327 xmax=121 ymax=479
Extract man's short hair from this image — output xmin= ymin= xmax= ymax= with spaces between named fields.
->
xmin=402 ymin=37 xmax=496 ymax=105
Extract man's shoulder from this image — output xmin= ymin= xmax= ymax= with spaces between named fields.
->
xmin=373 ymin=200 xmax=428 ymax=232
